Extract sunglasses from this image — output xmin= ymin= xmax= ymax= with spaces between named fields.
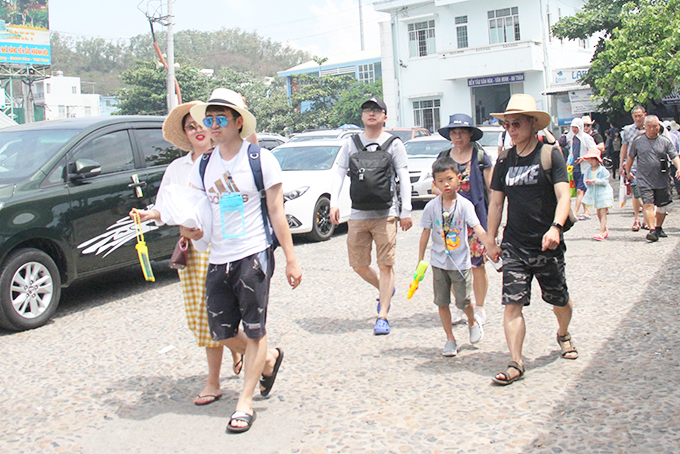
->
xmin=501 ymin=120 xmax=523 ymax=130
xmin=184 ymin=122 xmax=202 ymax=133
xmin=202 ymin=116 xmax=229 ymax=128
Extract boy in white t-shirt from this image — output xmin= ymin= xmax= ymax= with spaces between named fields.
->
xmin=184 ymin=89 xmax=302 ymax=434
xmin=418 ymin=156 xmax=497 ymax=357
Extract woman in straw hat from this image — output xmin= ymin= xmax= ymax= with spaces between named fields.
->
xmin=434 ymin=113 xmax=494 ymax=326
xmin=486 ymin=94 xmax=577 ymax=386
xmin=133 ymin=101 xmax=245 ymax=405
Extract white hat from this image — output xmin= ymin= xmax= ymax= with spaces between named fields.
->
xmin=190 ymin=88 xmax=256 ymax=139
xmin=581 ymin=115 xmax=593 ymax=125
xmin=671 ymin=120 xmax=680 ymax=131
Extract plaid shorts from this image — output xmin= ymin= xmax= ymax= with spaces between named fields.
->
xmin=501 ymin=245 xmax=569 ymax=307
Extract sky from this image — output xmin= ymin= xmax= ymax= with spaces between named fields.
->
xmin=49 ymin=0 xmax=390 ymax=58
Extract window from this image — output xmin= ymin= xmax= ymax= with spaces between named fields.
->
xmin=413 ymin=99 xmax=441 ymax=132
xmin=71 ymin=86 xmax=77 ymax=94
xmin=72 ymin=130 xmax=134 ymax=175
xmin=358 ymin=63 xmax=375 ymax=84
xmin=84 ymin=106 xmax=91 ymax=116
xmin=58 ymin=105 xmax=65 ymax=117
xmin=455 ymin=16 xmax=468 ymax=48
xmin=408 ymin=20 xmax=436 ymax=57
xmin=134 ymin=128 xmax=182 ymax=167
xmin=46 ymin=83 xmax=51 ymax=94
xmin=488 ymin=7 xmax=520 ymax=44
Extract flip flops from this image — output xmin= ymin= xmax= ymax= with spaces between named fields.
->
xmin=260 ymin=348 xmax=284 ymax=397
xmin=226 ymin=410 xmax=257 ymax=433
xmin=492 ymin=361 xmax=525 ymax=385
xmin=232 ymin=354 xmax=243 ymax=375
xmin=194 ymin=394 xmax=221 ymax=406
xmin=632 ymin=220 xmax=641 ymax=231
xmin=577 ymin=214 xmax=591 ymax=221
xmin=592 ymin=234 xmax=605 ymax=241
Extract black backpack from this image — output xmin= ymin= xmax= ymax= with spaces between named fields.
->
xmin=348 ymin=134 xmax=400 ymax=211
xmin=198 ymin=144 xmax=278 ymax=249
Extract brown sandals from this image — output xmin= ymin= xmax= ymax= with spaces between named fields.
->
xmin=557 ymin=332 xmax=579 ymax=359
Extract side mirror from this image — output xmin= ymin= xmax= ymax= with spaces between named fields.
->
xmin=68 ymin=159 xmax=102 ymax=182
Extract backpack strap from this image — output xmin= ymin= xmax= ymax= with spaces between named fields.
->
xmin=246 ymin=143 xmax=277 ymax=248
xmin=380 ymin=135 xmax=400 ymax=151
xmin=351 ymin=134 xmax=365 ymax=152
xmin=540 ymin=144 xmax=554 ymax=185
xmin=198 ymin=149 xmax=213 ymax=190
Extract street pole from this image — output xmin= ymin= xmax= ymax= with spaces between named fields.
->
xmin=359 ymin=0 xmax=365 ymax=51
xmin=166 ymin=0 xmax=177 ymax=112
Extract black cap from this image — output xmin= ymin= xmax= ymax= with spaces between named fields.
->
xmin=361 ymin=96 xmax=387 ymax=114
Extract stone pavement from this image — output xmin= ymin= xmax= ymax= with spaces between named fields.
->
xmin=1 ymin=198 xmax=680 ymax=453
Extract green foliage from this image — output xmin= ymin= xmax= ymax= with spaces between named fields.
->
xmin=330 ymin=79 xmax=383 ymax=127
xmin=592 ymin=0 xmax=680 ymax=112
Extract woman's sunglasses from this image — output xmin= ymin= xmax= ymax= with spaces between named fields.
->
xmin=202 ymin=116 xmax=229 ymax=128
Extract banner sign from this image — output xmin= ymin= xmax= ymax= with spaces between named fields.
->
xmin=468 ymin=73 xmax=524 ymax=87
xmin=0 ymin=1 xmax=50 ymax=66
xmin=569 ymin=89 xmax=597 ymax=115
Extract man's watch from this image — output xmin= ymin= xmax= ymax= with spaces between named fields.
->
xmin=551 ymin=222 xmax=564 ymax=232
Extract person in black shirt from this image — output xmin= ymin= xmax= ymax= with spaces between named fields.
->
xmin=485 ymin=94 xmax=578 ymax=386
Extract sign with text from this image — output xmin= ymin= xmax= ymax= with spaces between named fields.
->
xmin=467 ymin=73 xmax=524 ymax=87
xmin=552 ymin=68 xmax=589 ymax=86
xmin=569 ymin=89 xmax=597 ymax=115
xmin=0 ymin=1 xmax=50 ymax=66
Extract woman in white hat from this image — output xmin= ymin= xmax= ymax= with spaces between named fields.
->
xmin=567 ymin=117 xmax=597 ymax=220
xmin=133 ymin=101 xmax=245 ymax=406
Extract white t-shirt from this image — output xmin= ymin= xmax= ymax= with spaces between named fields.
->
xmin=497 ymin=130 xmax=513 ymax=149
xmin=189 ymin=141 xmax=283 ymax=264
xmin=333 ymin=132 xmax=410 ymax=220
xmin=420 ymin=195 xmax=480 ymax=271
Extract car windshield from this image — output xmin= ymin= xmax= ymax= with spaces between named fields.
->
xmin=386 ymin=130 xmax=415 ymax=141
xmin=477 ymin=132 xmax=501 ymax=148
xmin=272 ymin=145 xmax=341 ymax=171
xmin=405 ymin=139 xmax=450 ymax=157
xmin=288 ymin=132 xmax=339 ymax=143
xmin=0 ymin=129 xmax=79 ymax=184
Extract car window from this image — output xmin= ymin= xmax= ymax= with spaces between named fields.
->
xmin=289 ymin=133 xmax=338 ymax=142
xmin=72 ymin=130 xmax=134 ymax=175
xmin=259 ymin=139 xmax=279 ymax=150
xmin=416 ymin=130 xmax=429 ymax=138
xmin=477 ymin=132 xmax=501 ymax=147
xmin=135 ymin=128 xmax=182 ymax=167
xmin=386 ymin=130 xmax=412 ymax=142
xmin=405 ymin=139 xmax=451 ymax=157
xmin=272 ymin=145 xmax=341 ymax=171
xmin=0 ymin=129 xmax=79 ymax=184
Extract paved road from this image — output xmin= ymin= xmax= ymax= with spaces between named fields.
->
xmin=1 ymin=199 xmax=679 ymax=453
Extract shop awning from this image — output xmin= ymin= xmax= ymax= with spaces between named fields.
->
xmin=543 ymin=83 xmax=589 ymax=95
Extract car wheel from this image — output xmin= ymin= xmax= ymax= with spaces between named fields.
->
xmin=307 ymin=196 xmax=334 ymax=242
xmin=0 ymin=248 xmax=62 ymax=331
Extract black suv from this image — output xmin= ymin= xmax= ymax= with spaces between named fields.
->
xmin=0 ymin=116 xmax=181 ymax=331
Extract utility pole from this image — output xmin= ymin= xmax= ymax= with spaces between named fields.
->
xmin=359 ymin=0 xmax=365 ymax=51
xmin=166 ymin=0 xmax=177 ymax=112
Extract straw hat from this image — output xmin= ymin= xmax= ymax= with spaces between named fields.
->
xmin=162 ymin=101 xmax=202 ymax=152
xmin=190 ymin=88 xmax=257 ymax=139
xmin=438 ymin=113 xmax=483 ymax=142
xmin=491 ymin=94 xmax=551 ymax=130
xmin=581 ymin=115 xmax=593 ymax=125
xmin=671 ymin=120 xmax=680 ymax=131
xmin=582 ymin=148 xmax=602 ymax=163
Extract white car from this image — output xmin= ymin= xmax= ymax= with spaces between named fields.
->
xmin=404 ymin=136 xmax=451 ymax=201
xmin=271 ymin=139 xmax=351 ymax=241
xmin=477 ymin=125 xmax=504 ymax=164
xmin=287 ymin=128 xmax=361 ymax=143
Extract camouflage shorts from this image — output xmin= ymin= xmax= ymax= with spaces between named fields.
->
xmin=501 ymin=246 xmax=569 ymax=307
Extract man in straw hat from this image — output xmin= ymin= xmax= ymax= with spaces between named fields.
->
xmin=184 ymin=88 xmax=302 ymax=433
xmin=485 ymin=94 xmax=578 ymax=386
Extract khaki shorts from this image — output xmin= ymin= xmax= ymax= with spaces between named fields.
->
xmin=347 ymin=217 xmax=397 ymax=267
xmin=433 ymin=266 xmax=472 ymax=309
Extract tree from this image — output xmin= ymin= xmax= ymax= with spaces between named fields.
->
xmin=591 ymin=0 xmax=680 ymax=112
xmin=330 ymin=79 xmax=383 ymax=127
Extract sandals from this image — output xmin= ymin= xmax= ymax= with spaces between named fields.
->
xmin=232 ymin=354 xmax=243 ymax=375
xmin=193 ymin=394 xmax=221 ymax=406
xmin=226 ymin=410 xmax=256 ymax=433
xmin=260 ymin=348 xmax=284 ymax=397
xmin=592 ymin=234 xmax=605 ymax=241
xmin=577 ymin=214 xmax=591 ymax=221
xmin=557 ymin=332 xmax=579 ymax=359
xmin=632 ymin=220 xmax=641 ymax=231
xmin=492 ymin=361 xmax=525 ymax=385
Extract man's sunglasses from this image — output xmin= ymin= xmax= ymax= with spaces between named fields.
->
xmin=501 ymin=120 xmax=523 ymax=130
xmin=202 ymin=116 xmax=229 ymax=128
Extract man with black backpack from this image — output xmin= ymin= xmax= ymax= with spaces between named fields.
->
xmin=184 ymin=88 xmax=302 ymax=433
xmin=330 ymin=96 xmax=412 ymax=336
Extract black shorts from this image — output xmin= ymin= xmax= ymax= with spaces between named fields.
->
xmin=501 ymin=245 xmax=569 ymax=307
xmin=205 ymin=248 xmax=275 ymax=340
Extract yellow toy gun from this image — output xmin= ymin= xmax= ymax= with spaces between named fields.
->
xmin=407 ymin=260 xmax=429 ymax=299
xmin=131 ymin=210 xmax=155 ymax=282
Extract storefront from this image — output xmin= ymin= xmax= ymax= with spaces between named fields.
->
xmin=544 ymin=67 xmax=597 ymax=131
xmin=469 ymin=73 xmax=525 ymax=125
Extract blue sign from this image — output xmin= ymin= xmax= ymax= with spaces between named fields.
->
xmin=468 ymin=73 xmax=524 ymax=87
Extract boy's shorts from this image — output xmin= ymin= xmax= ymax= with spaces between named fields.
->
xmin=347 ymin=217 xmax=397 ymax=267
xmin=204 ymin=248 xmax=275 ymax=340
xmin=432 ymin=266 xmax=472 ymax=309
xmin=640 ymin=186 xmax=672 ymax=207
xmin=501 ymin=246 xmax=569 ymax=307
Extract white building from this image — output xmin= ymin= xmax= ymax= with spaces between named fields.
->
xmin=32 ymin=72 xmax=101 ymax=121
xmin=373 ymin=0 xmax=596 ymax=131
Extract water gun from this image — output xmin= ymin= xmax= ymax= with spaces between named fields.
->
xmin=131 ymin=210 xmax=155 ymax=282
xmin=407 ymin=260 xmax=429 ymax=299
